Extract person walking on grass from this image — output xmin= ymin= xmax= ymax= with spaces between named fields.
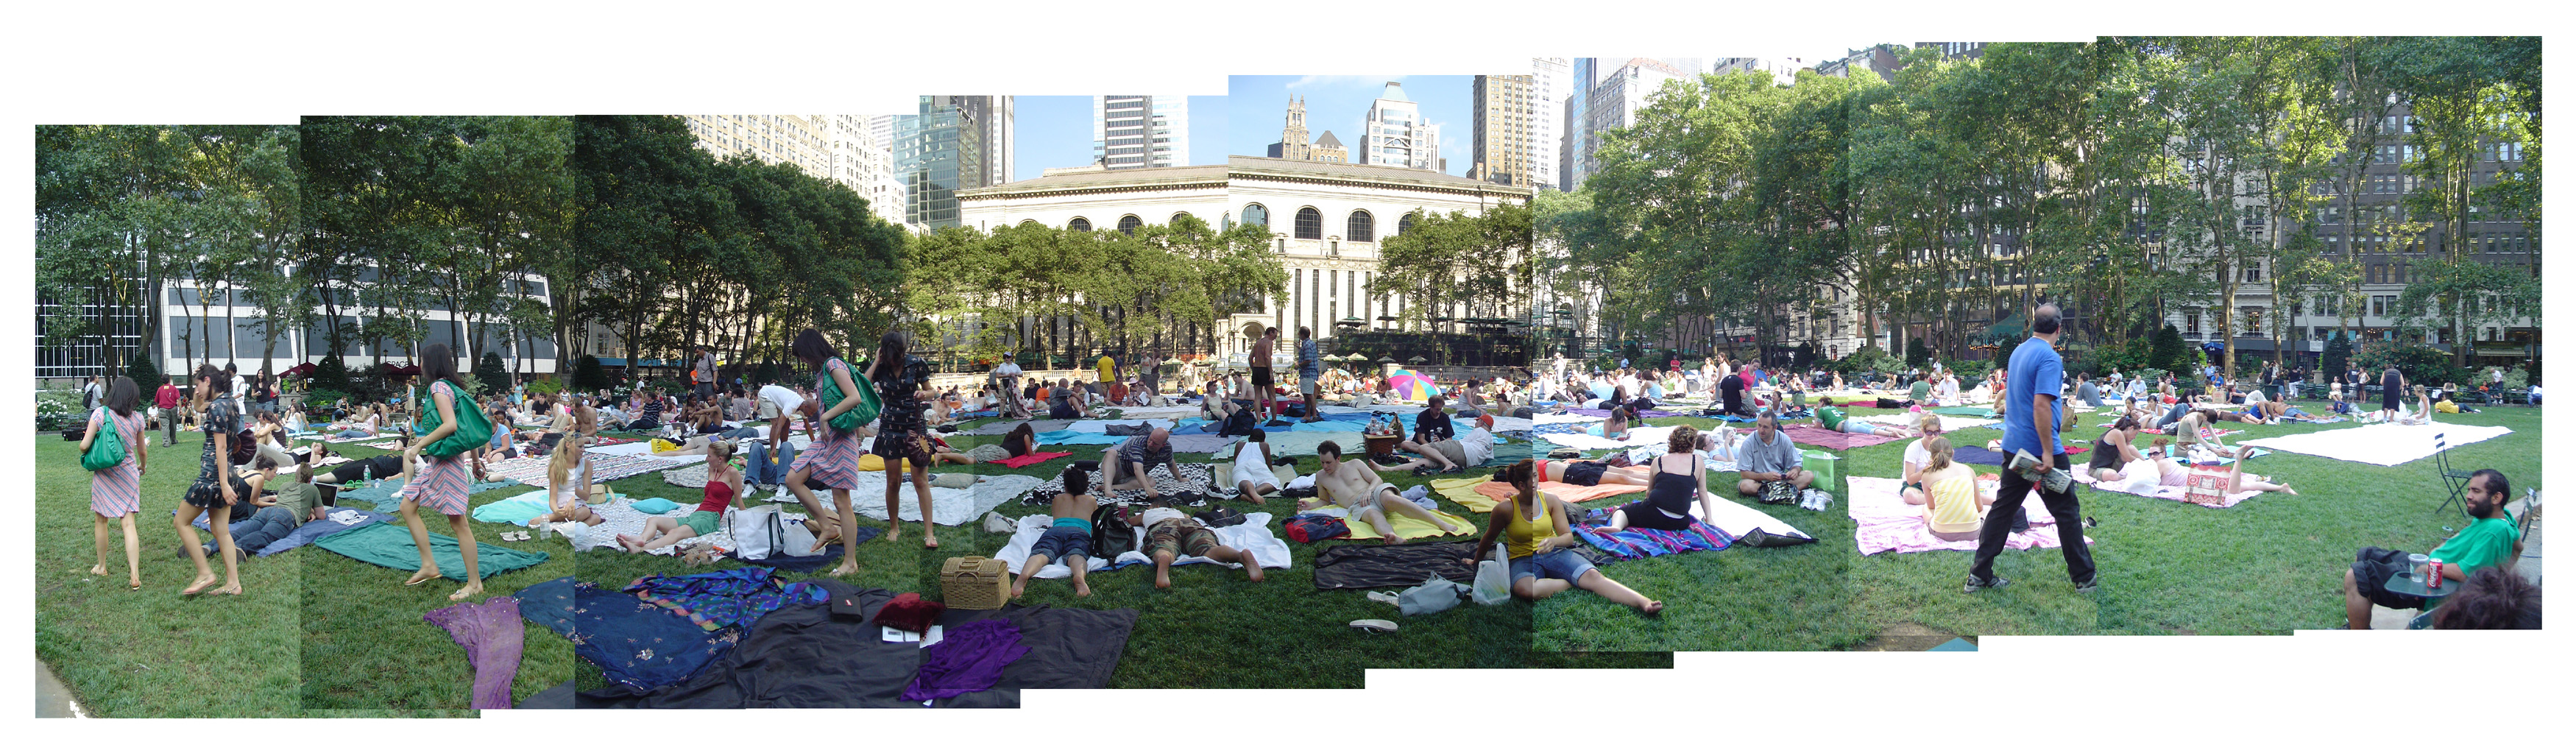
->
xmin=868 ymin=331 xmax=941 ymax=551
xmin=1965 ymin=303 xmax=2095 ymax=595
xmin=155 ymin=377 xmax=183 ymax=448
xmin=1251 ymin=326 xmax=1280 ymax=423
xmin=782 ymin=329 xmax=868 ymax=571
xmin=82 ymin=376 xmax=148 ymax=590
xmin=1296 ymin=327 xmax=1324 ymax=423
xmin=396 ymin=345 xmax=487 ymax=602
xmin=174 ymin=365 xmax=247 ymax=596
xmin=620 ymin=442 xmax=743 ymax=554
xmin=1465 ymin=459 xmax=1662 ymax=615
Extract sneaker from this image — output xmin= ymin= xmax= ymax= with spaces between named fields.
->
xmin=1964 ymin=575 xmax=2010 ymax=593
xmin=2073 ymin=578 xmax=2100 ymax=594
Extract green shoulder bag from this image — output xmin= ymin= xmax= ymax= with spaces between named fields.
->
xmin=815 ymin=358 xmax=883 ymax=432
xmin=414 ymin=381 xmax=496 ymax=459
xmin=81 ymin=411 xmax=129 ymax=471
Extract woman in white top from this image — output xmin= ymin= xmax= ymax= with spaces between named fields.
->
xmin=1227 ymin=428 xmax=1280 ymax=504
xmin=1899 ymin=414 xmax=1946 ymax=499
xmin=530 ymin=437 xmax=602 ymax=527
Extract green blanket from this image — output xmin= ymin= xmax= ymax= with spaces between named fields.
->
xmin=312 ymin=521 xmax=551 ymax=582
xmin=1932 ymin=406 xmax=2000 ymax=418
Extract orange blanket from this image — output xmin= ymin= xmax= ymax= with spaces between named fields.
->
xmin=1462 ymin=468 xmax=1649 ymax=511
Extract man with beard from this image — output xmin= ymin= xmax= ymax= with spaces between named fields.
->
xmin=2340 ymin=469 xmax=2522 ymax=629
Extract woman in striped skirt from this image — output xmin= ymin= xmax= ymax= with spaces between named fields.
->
xmin=397 ymin=345 xmax=485 ymax=601
xmin=82 ymin=375 xmax=148 ymax=590
xmin=782 ymin=329 xmax=871 ymax=575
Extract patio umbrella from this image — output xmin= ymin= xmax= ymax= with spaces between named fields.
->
xmin=1384 ymin=370 xmax=1434 ymax=402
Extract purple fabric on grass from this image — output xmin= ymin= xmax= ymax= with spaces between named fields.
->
xmin=422 ymin=596 xmax=527 ymax=710
xmin=900 ymin=619 xmax=1030 ymax=702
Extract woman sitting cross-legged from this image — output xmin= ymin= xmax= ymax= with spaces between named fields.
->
xmin=1464 ymin=459 xmax=1663 ymax=615
xmin=1594 ymin=425 xmax=1719 ymax=534
xmin=1903 ymin=437 xmax=1994 ymax=542
xmin=618 ymin=441 xmax=745 ymax=553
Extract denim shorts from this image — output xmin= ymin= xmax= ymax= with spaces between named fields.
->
xmin=1031 ymin=525 xmax=1093 ymax=560
xmin=1509 ymin=548 xmax=1594 ymax=584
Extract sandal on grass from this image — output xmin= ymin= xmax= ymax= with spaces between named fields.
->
xmin=1349 ymin=618 xmax=1398 ymax=634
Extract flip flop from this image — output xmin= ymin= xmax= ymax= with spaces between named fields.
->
xmin=1349 ymin=618 xmax=1399 ymax=633
xmin=404 ymin=572 xmax=442 ymax=587
xmin=1365 ymin=591 xmax=1401 ymax=606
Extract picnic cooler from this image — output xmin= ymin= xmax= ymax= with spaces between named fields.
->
xmin=2182 ymin=463 xmax=2232 ymax=506
xmin=1364 ymin=434 xmax=1401 ymax=459
xmin=1800 ymin=449 xmax=1845 ymax=495
xmin=939 ymin=556 xmax=1009 ymax=610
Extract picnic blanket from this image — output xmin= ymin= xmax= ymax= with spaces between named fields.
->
xmin=1239 ymin=431 xmax=1365 ymax=458
xmin=1620 ymin=445 xmax=1741 ymax=473
xmin=991 ymin=451 xmax=1075 ymax=468
xmin=1163 ymin=434 xmax=1234 ymax=453
xmin=1853 ymin=413 xmax=2000 ymax=431
xmin=422 ymin=596 xmax=527 ymax=710
xmin=1033 ymin=430 xmax=1130 ymax=446
xmin=470 ymin=490 xmax=556 ymax=525
xmin=1844 ymin=476 xmax=2087 ymax=556
xmin=513 ymin=576 xmax=576 ymax=638
xmin=567 ymin=582 xmax=740 ymax=692
xmin=1540 ymin=425 xmax=1670 ymax=451
xmin=1299 ymin=505 xmax=1478 ymax=541
xmin=1015 ymin=462 xmax=1215 ymax=507
xmin=1065 ymin=419 xmax=1177 ymax=433
xmin=487 ymin=451 xmax=693 ymax=484
xmin=570 ymin=497 xmax=726 ymax=556
xmin=1782 ymin=425 xmax=1903 ymax=451
xmin=1310 ymin=541 xmax=1479 ymax=590
xmin=770 ymin=473 xmax=1041 ymax=527
xmin=1571 ymin=517 xmax=1732 ymax=562
xmin=1560 ymin=406 xmax=1685 ymax=418
xmin=2232 ymin=421 xmax=2511 ymax=467
xmin=245 ymin=506 xmax=397 ymax=556
xmin=1931 ymin=406 xmax=2000 ymax=418
xmin=2073 ymin=461 xmax=2258 ymax=508
xmin=1950 ymin=445 xmax=2098 ymax=468
xmin=311 ymin=521 xmax=552 ymax=580
xmin=625 ymin=567 xmax=831 ymax=632
xmin=993 ymin=512 xmax=1290 ymax=578
xmin=1698 ymin=494 xmax=1814 ymax=542
xmin=1448 ymin=476 xmax=1650 ymax=512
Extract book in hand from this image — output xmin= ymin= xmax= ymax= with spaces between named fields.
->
xmin=2010 ymin=448 xmax=2073 ymax=493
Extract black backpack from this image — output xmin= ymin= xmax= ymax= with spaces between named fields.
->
xmin=1220 ymin=406 xmax=1259 ymax=437
xmin=1091 ymin=504 xmax=1138 ymax=556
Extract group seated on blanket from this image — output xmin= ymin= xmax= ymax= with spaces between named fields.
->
xmin=1463 ymin=459 xmax=1662 ymax=615
xmin=1297 ymin=440 xmax=1457 ymax=545
xmin=2342 ymin=469 xmax=2522 ymax=629
xmin=619 ymin=442 xmax=743 ymax=554
xmin=1593 ymin=425 xmax=1722 ymax=534
xmin=1390 ymin=398 xmax=1496 ymax=475
xmin=1901 ymin=437 xmax=2018 ymax=542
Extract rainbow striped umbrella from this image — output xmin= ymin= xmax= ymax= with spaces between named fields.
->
xmin=1386 ymin=370 xmax=1434 ymax=402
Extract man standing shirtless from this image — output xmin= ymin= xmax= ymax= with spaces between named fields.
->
xmin=1303 ymin=440 xmax=1451 ymax=545
xmin=1251 ymin=326 xmax=1280 ymax=423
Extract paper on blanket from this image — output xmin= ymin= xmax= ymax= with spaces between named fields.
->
xmin=1301 ymin=506 xmax=1476 ymax=540
xmin=2232 ymin=420 xmax=2510 ymax=467
xmin=1540 ymin=425 xmax=1668 ymax=451
xmin=1842 ymin=476 xmax=2087 ymax=555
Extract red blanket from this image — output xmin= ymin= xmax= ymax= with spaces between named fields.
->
xmin=991 ymin=451 xmax=1074 ymax=468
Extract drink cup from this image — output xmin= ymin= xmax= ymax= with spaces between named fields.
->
xmin=2407 ymin=553 xmax=2428 ymax=583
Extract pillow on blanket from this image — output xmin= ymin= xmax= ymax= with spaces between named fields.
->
xmin=629 ymin=498 xmax=680 ymax=515
xmin=931 ymin=473 xmax=977 ymax=489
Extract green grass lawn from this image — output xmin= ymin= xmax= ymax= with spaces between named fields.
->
xmin=34 ymin=431 xmax=570 ymax=716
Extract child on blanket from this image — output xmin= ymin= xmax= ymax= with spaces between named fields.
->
xmin=1015 ymin=468 xmax=1101 ymax=598
xmin=619 ymin=442 xmax=743 ymax=553
xmin=1465 ymin=459 xmax=1662 ymax=615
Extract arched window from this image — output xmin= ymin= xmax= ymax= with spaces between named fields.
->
xmin=1117 ymin=214 xmax=1142 ymax=235
xmin=1294 ymin=207 xmax=1323 ymax=240
xmin=1242 ymin=203 xmax=1269 ymax=227
xmin=1169 ymin=212 xmax=1192 ymax=226
xmin=1347 ymin=210 xmax=1376 ymax=242
xmin=1398 ymin=213 xmax=1418 ymax=236
xmin=1068 ymin=217 xmax=1091 ymax=232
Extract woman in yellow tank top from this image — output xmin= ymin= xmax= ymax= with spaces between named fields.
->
xmin=1901 ymin=437 xmax=1992 ymax=541
xmin=1465 ymin=460 xmax=1663 ymax=615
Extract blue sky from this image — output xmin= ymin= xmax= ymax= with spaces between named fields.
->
xmin=1010 ymin=95 xmax=1229 ymax=182
xmin=1227 ymin=75 xmax=1477 ymax=178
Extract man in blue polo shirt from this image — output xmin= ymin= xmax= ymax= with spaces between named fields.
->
xmin=1967 ymin=303 xmax=2096 ymax=594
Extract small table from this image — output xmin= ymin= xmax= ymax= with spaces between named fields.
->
xmin=2382 ymin=570 xmax=2462 ymax=601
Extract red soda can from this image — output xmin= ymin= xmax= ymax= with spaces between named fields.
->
xmin=2427 ymin=558 xmax=2444 ymax=589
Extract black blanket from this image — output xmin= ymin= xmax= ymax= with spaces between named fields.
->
xmin=1311 ymin=541 xmax=1481 ymax=590
xmin=578 ymin=580 xmax=1137 ymax=708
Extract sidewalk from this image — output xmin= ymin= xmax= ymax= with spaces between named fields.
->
xmin=35 ymin=660 xmax=83 ymax=718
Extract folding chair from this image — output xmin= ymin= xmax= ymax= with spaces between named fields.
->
xmin=2430 ymin=431 xmax=2475 ymax=517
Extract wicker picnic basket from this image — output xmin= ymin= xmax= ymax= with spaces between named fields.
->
xmin=940 ymin=556 xmax=1008 ymax=610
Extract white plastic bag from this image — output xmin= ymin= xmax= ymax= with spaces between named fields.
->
xmin=1471 ymin=543 xmax=1511 ymax=606
xmin=776 ymin=512 xmax=823 ymax=557
xmin=1399 ymin=573 xmax=1465 ymax=615
xmin=732 ymin=504 xmax=783 ymax=560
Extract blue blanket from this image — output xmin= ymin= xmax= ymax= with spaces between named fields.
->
xmin=254 ymin=507 xmax=397 ymax=556
xmin=471 ymin=490 xmax=553 ymax=524
xmin=338 ymin=476 xmax=524 ymax=510
xmin=570 ymin=583 xmax=737 ymax=691
xmin=515 ymin=576 xmax=577 ymax=637
xmin=1571 ymin=511 xmax=1733 ymax=560
xmin=1035 ymin=430 xmax=1130 ymax=446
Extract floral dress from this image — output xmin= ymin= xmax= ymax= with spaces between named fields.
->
xmin=869 ymin=354 xmax=935 ymax=462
